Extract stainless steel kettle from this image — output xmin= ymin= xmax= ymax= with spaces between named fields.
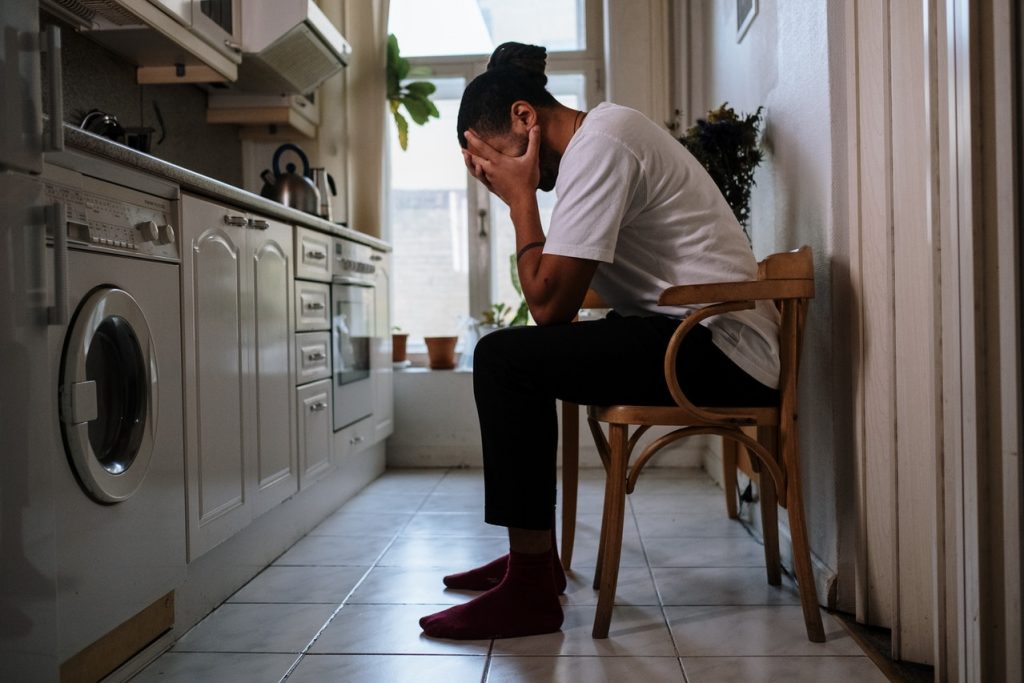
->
xmin=260 ymin=143 xmax=321 ymax=215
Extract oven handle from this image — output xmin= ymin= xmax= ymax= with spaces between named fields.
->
xmin=332 ymin=277 xmax=374 ymax=287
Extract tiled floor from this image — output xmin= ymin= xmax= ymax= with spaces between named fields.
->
xmin=131 ymin=468 xmax=886 ymax=682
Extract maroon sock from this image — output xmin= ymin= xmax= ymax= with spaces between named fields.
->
xmin=421 ymin=550 xmax=564 ymax=640
xmin=442 ymin=543 xmax=567 ymax=593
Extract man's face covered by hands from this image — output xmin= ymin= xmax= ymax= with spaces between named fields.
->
xmin=477 ymin=127 xmax=561 ymax=192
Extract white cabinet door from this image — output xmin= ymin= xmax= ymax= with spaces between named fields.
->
xmin=371 ymin=251 xmax=393 ymax=442
xmin=250 ymin=218 xmax=297 ymax=516
xmin=297 ymin=379 xmax=332 ymax=488
xmin=182 ymin=195 xmax=251 ymax=560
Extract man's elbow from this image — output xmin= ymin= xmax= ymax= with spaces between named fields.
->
xmin=529 ymin=303 xmax=576 ymax=327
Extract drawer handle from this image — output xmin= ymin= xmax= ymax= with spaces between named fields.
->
xmin=349 ymin=435 xmax=364 ymax=445
xmin=305 ymin=301 xmax=325 ymax=311
xmin=224 ymin=214 xmax=248 ymax=227
xmin=310 ymin=401 xmax=328 ymax=412
xmin=307 ymin=250 xmax=326 ymax=260
xmin=249 ymin=218 xmax=269 ymax=230
xmin=307 ymin=351 xmax=326 ymax=361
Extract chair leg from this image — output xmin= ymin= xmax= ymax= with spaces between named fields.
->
xmin=561 ymin=401 xmax=579 ymax=571
xmin=722 ymin=437 xmax=739 ymax=519
xmin=782 ymin=431 xmax=826 ymax=642
xmin=756 ymin=426 xmax=782 ymax=586
xmin=592 ymin=423 xmax=628 ymax=639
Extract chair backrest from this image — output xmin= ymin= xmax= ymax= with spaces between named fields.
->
xmin=764 ymin=246 xmax=814 ymax=426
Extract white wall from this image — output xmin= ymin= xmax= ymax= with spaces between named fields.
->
xmin=682 ymin=0 xmax=849 ymax=601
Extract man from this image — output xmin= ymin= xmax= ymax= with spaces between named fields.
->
xmin=419 ymin=42 xmax=779 ymax=640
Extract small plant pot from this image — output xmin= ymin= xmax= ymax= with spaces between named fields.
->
xmin=424 ymin=336 xmax=458 ymax=370
xmin=392 ymin=333 xmax=409 ymax=363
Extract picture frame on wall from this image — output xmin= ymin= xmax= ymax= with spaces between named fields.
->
xmin=737 ymin=0 xmax=758 ymax=42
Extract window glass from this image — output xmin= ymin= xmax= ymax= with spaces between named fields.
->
xmin=389 ymin=77 xmax=469 ymax=342
xmin=490 ymin=74 xmax=587 ymax=322
xmin=389 ymin=0 xmax=586 ymax=57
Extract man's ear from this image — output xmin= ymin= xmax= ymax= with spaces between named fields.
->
xmin=510 ymin=101 xmax=537 ymax=134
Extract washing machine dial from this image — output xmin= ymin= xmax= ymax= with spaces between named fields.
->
xmin=136 ymin=220 xmax=159 ymax=243
xmin=157 ymin=224 xmax=176 ymax=245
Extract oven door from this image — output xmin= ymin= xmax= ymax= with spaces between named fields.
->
xmin=332 ymin=281 xmax=374 ymax=430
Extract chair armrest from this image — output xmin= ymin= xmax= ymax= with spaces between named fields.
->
xmin=658 ymin=279 xmax=814 ymax=307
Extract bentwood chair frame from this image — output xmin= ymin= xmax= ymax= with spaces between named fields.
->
xmin=559 ymin=246 xmax=825 ymax=642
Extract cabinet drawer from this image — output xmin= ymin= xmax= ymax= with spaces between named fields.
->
xmin=297 ymin=379 xmax=333 ymax=488
xmin=295 ymin=331 xmax=331 ymax=383
xmin=295 ymin=281 xmax=330 ymax=331
xmin=295 ymin=227 xmax=332 ymax=282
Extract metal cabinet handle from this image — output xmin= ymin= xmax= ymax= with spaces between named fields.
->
xmin=249 ymin=218 xmax=269 ymax=230
xmin=307 ymin=250 xmax=326 ymax=260
xmin=43 ymin=26 xmax=64 ymax=152
xmin=307 ymin=351 xmax=326 ymax=361
xmin=224 ymin=214 xmax=247 ymax=227
xmin=305 ymin=301 xmax=325 ymax=311
xmin=349 ymin=435 xmax=364 ymax=445
xmin=477 ymin=208 xmax=487 ymax=237
xmin=370 ymin=254 xmax=383 ymax=261
xmin=47 ymin=202 xmax=67 ymax=325
xmin=310 ymin=401 xmax=328 ymax=412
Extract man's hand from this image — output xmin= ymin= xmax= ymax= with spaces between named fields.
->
xmin=462 ymin=126 xmax=541 ymax=209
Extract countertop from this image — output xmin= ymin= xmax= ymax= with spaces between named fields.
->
xmin=57 ymin=124 xmax=390 ymax=252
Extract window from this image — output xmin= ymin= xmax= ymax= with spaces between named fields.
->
xmin=387 ymin=0 xmax=604 ymax=347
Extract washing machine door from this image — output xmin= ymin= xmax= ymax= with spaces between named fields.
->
xmin=59 ymin=287 xmax=157 ymax=504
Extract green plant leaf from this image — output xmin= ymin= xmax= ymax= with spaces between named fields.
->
xmin=392 ymin=110 xmax=409 ymax=150
xmin=405 ymin=81 xmax=437 ymax=97
xmin=511 ymin=300 xmax=530 ymax=326
xmin=402 ymin=96 xmax=432 ymax=125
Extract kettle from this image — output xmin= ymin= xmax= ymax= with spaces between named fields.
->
xmin=260 ymin=143 xmax=321 ymax=215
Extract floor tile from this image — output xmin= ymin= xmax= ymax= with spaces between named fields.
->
xmin=560 ymin=566 xmax=660 ymax=606
xmin=288 ymin=654 xmax=487 ymax=683
xmin=402 ymin=512 xmax=506 ymax=537
xmin=486 ymin=655 xmax=685 ymax=682
xmin=564 ymin=514 xmax=647 ymax=568
xmin=490 ymin=605 xmax=676 ymax=657
xmin=681 ymin=656 xmax=888 ymax=683
xmin=629 ymin=492 xmax=733 ymax=514
xmin=654 ymin=568 xmax=801 ymax=606
xmin=418 ymin=492 xmax=487 ymax=512
xmin=171 ymin=603 xmax=337 ymax=653
xmin=309 ymin=604 xmax=491 ymax=655
xmin=347 ymin=565 xmax=481 ymax=605
xmin=377 ymin=536 xmax=509 ymax=569
xmin=666 ymin=606 xmax=862 ymax=656
xmin=307 ymin=511 xmax=413 ymax=537
xmin=644 ymin=536 xmax=767 ymax=568
xmin=273 ymin=534 xmax=393 ymax=566
xmin=129 ymin=652 xmax=296 ymax=683
xmin=227 ymin=565 xmax=370 ymax=604
xmin=359 ymin=469 xmax=447 ymax=495
xmin=635 ymin=511 xmax=752 ymax=539
xmin=338 ymin=491 xmax=430 ymax=513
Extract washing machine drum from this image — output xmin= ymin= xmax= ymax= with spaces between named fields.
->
xmin=60 ymin=287 xmax=157 ymax=504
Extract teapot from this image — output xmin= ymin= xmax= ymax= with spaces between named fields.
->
xmin=260 ymin=143 xmax=321 ymax=215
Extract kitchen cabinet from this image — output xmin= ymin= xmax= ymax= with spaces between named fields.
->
xmin=371 ymin=249 xmax=394 ymax=443
xmin=297 ymin=379 xmax=332 ymax=484
xmin=181 ymin=193 xmax=296 ymax=560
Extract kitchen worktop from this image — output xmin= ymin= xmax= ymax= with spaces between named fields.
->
xmin=56 ymin=124 xmax=390 ymax=252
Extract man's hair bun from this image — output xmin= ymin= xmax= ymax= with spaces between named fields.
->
xmin=487 ymin=42 xmax=548 ymax=86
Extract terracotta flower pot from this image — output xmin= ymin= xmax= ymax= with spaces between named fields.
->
xmin=423 ymin=336 xmax=458 ymax=370
xmin=392 ymin=333 xmax=409 ymax=363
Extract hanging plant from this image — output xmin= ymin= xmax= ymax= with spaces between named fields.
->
xmin=678 ymin=103 xmax=764 ymax=239
xmin=386 ymin=34 xmax=440 ymax=150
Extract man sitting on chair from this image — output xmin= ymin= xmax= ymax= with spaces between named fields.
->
xmin=418 ymin=42 xmax=780 ymax=640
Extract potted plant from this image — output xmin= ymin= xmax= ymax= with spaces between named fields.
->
xmin=386 ymin=34 xmax=440 ymax=150
xmin=676 ymin=103 xmax=764 ymax=240
xmin=423 ymin=335 xmax=458 ymax=370
xmin=392 ymin=326 xmax=409 ymax=364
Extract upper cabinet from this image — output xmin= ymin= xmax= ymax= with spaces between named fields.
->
xmin=41 ymin=0 xmax=350 ymax=90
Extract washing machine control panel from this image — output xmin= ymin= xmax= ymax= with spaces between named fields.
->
xmin=42 ymin=165 xmax=180 ymax=262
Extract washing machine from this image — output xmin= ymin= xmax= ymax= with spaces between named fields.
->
xmin=42 ymin=160 xmax=187 ymax=666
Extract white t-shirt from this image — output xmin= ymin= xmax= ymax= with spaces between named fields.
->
xmin=544 ymin=102 xmax=781 ymax=388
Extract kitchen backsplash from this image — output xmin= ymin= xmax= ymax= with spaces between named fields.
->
xmin=45 ymin=26 xmax=244 ymax=187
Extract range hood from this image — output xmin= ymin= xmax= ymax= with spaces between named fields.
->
xmin=238 ymin=0 xmax=351 ymax=95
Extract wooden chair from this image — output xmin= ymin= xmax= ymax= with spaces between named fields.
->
xmin=559 ymin=246 xmax=825 ymax=642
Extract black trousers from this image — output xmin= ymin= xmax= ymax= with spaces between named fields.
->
xmin=472 ymin=313 xmax=778 ymax=531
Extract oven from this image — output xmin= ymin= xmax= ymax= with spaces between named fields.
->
xmin=331 ymin=238 xmax=376 ymax=430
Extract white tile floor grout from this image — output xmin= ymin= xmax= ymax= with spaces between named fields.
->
xmin=130 ymin=468 xmax=888 ymax=683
